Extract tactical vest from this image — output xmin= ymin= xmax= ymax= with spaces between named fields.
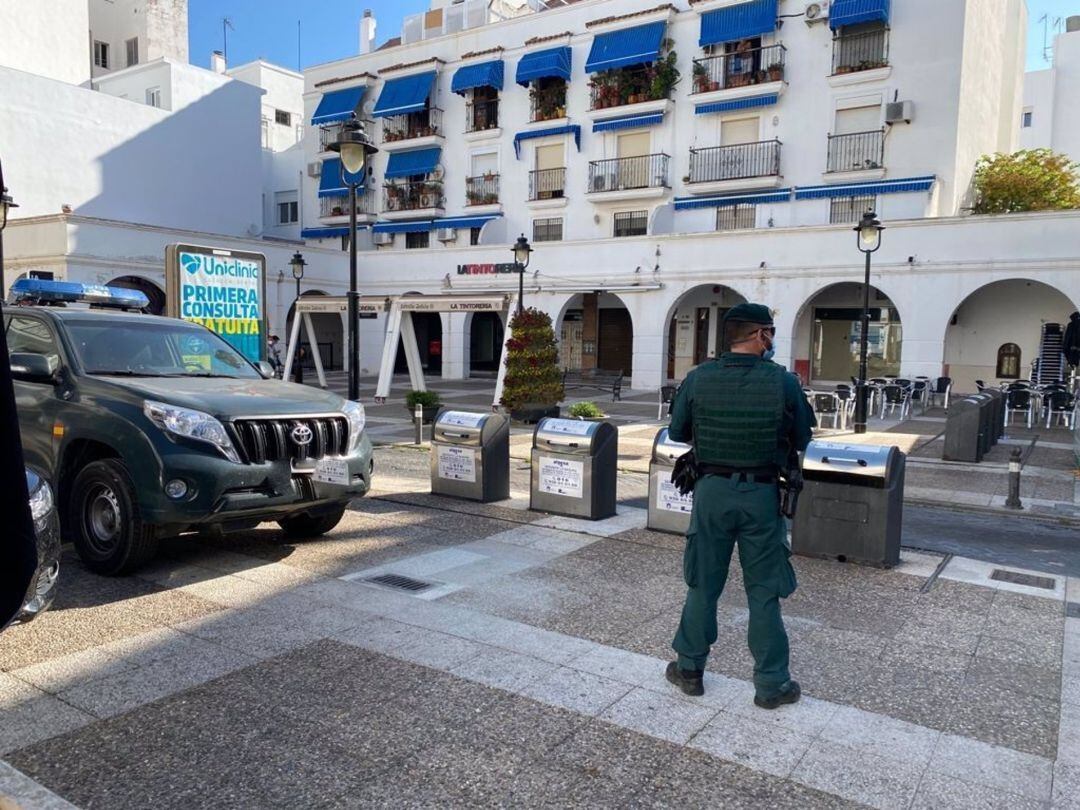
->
xmin=691 ymin=357 xmax=785 ymax=468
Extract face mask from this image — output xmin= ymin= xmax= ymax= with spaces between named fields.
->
xmin=760 ymin=330 xmax=775 ymax=361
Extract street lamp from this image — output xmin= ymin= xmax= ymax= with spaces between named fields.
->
xmin=289 ymin=251 xmax=307 ymax=384
xmin=511 ymin=233 xmax=532 ymax=314
xmin=852 ymin=210 xmax=884 ymax=435
xmin=328 ymin=117 xmax=378 ymax=402
xmin=0 ymin=158 xmax=19 ymax=293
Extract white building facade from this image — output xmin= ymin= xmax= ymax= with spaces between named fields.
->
xmin=1021 ymin=16 xmax=1080 ymax=162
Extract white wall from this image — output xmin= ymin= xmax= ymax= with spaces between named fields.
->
xmin=1020 ymin=27 xmax=1080 ymax=162
xmin=96 ymin=60 xmax=176 ymax=109
xmin=229 ymin=61 xmax=305 ymax=153
xmin=89 ymin=0 xmax=187 ymax=78
xmin=1020 ymin=69 xmax=1055 ymax=150
xmin=0 ymin=0 xmax=91 ymax=85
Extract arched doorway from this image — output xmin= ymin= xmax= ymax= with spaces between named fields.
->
xmin=394 ymin=314 xmax=443 ymax=375
xmin=469 ymin=311 xmax=504 ymax=377
xmin=793 ymin=282 xmax=903 ymax=385
xmin=663 ymin=285 xmax=748 ymax=381
xmin=944 ymin=279 xmax=1077 ymax=392
xmin=555 ymin=292 xmax=634 ymax=376
xmin=286 ymin=290 xmax=345 ymax=370
xmin=107 ymin=275 xmax=165 ymax=315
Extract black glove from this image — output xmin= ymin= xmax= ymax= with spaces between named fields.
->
xmin=671 ymin=449 xmax=699 ymax=496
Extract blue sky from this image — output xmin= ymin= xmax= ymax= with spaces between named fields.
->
xmin=188 ymin=0 xmax=1075 ymax=73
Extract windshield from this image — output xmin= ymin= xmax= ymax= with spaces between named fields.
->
xmin=64 ymin=318 xmax=261 ymax=379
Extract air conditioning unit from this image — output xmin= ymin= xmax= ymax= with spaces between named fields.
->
xmin=436 ymin=227 xmax=457 ymax=242
xmin=373 ymin=232 xmax=394 ymax=246
xmin=805 ymin=1 xmax=830 ymax=23
xmin=591 ymin=175 xmax=608 ymax=192
xmin=307 ymin=162 xmax=321 ymax=178
xmin=885 ymin=101 xmax=915 ymax=124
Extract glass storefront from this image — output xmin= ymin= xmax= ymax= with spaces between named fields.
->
xmin=811 ymin=307 xmax=902 ymax=381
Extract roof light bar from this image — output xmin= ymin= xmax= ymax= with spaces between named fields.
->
xmin=8 ymin=279 xmax=150 ymax=310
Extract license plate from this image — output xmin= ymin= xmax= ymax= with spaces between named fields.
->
xmin=313 ymin=457 xmax=349 ymax=486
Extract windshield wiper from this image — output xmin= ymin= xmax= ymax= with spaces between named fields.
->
xmin=179 ymin=373 xmax=245 ymax=379
xmin=86 ymin=370 xmax=178 ymax=377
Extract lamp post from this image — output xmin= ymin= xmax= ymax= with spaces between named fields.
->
xmin=0 ymin=159 xmax=19 ymax=295
xmin=511 ymin=233 xmax=532 ymax=315
xmin=853 ymin=210 xmax=884 ymax=435
xmin=329 ymin=117 xmax=378 ymax=402
xmin=290 ymin=251 xmax=306 ymax=384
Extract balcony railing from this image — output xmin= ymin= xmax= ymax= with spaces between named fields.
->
xmin=465 ymin=174 xmax=500 ymax=206
xmin=383 ymin=179 xmax=444 ymax=212
xmin=529 ymin=168 xmax=566 ymax=200
xmin=832 ymin=27 xmax=889 ymax=75
xmin=691 ymin=44 xmax=787 ymax=94
xmin=589 ymin=67 xmax=672 ymax=111
xmin=319 ymin=194 xmax=374 ymax=218
xmin=827 ymin=130 xmax=885 ymax=173
xmin=689 ymin=140 xmax=782 ymax=184
xmin=588 ymin=154 xmax=670 ymax=193
xmin=318 ymin=119 xmax=373 ymax=151
xmin=382 ymin=107 xmax=443 ymax=143
xmin=465 ymin=99 xmax=499 ymax=133
xmin=530 ymin=84 xmax=567 ymax=122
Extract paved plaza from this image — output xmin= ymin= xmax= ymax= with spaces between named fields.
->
xmin=2 ymin=446 xmax=1079 ymax=809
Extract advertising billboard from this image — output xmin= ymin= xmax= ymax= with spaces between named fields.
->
xmin=166 ymin=244 xmax=267 ymax=363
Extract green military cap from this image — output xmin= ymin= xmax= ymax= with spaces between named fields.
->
xmin=723 ymin=303 xmax=774 ymax=325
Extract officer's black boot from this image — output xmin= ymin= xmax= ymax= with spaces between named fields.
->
xmin=665 ymin=662 xmax=704 ymax=697
xmin=754 ymin=680 xmax=800 ymax=710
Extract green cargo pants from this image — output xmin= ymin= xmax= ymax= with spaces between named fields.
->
xmin=672 ymin=474 xmax=797 ymax=700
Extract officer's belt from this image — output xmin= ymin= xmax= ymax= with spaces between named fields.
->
xmin=698 ymin=464 xmax=778 ymax=484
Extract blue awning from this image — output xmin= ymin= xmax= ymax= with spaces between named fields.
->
xmin=515 ymin=46 xmax=572 ymax=86
xmin=699 ymin=0 xmax=778 ymax=47
xmin=436 ymin=214 xmax=503 ymax=229
xmin=592 ymin=112 xmax=664 ymax=133
xmin=695 ymin=94 xmax=779 ymax=116
xmin=675 ymin=189 xmax=791 ymax=211
xmin=372 ymin=71 xmax=436 ymax=118
xmin=302 ymin=226 xmax=350 ymax=239
xmin=384 ymin=148 xmax=442 ymax=179
xmin=513 ymin=124 xmax=581 ymax=158
xmin=585 ymin=21 xmax=666 ymax=73
xmin=318 ymin=158 xmax=365 ymax=197
xmin=311 ymin=86 xmax=366 ymax=125
xmin=829 ymin=0 xmax=891 ymax=29
xmin=452 ymin=60 xmax=504 ymax=95
xmin=795 ymin=176 xmax=936 ymax=200
xmin=372 ymin=220 xmax=435 ymax=234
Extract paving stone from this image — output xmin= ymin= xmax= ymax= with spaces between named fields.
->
xmin=976 ymin=633 xmax=1063 ymax=669
xmin=878 ymin=638 xmax=973 ymax=675
xmin=725 ymin=690 xmax=838 ymax=737
xmin=927 ymin=732 xmax=1053 ymax=802
xmin=565 ymin=644 xmax=666 ymax=688
xmin=911 ymin=771 xmax=1049 ymax=809
xmin=964 ymin=655 xmax=1062 ymax=703
xmin=793 ymin=738 xmax=923 ymax=810
xmin=688 ymin=710 xmax=816 ymax=778
xmin=449 ymin=648 xmax=560 ymax=694
xmin=10 ymin=647 xmax=138 ymax=695
xmin=599 ymin=687 xmax=718 ymax=745
xmin=819 ymin=703 xmax=940 ymax=766
xmin=519 ymin=666 xmax=633 ymax=716
xmin=0 ymin=761 xmax=78 ymax=810
xmin=0 ymin=685 xmax=94 ymax=756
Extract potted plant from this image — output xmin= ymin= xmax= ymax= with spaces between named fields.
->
xmin=767 ymin=62 xmax=784 ymax=82
xmin=405 ymin=389 xmax=441 ymax=423
xmin=568 ymin=401 xmax=606 ymax=420
xmin=693 ymin=61 xmax=708 ymax=93
xmin=500 ymin=307 xmax=564 ymax=423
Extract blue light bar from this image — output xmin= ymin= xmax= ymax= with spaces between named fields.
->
xmin=8 ymin=279 xmax=150 ymax=309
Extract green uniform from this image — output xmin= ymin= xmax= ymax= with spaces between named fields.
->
xmin=669 ymin=352 xmax=815 ymax=700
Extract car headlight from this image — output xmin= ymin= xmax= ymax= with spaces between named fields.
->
xmin=342 ymin=400 xmax=366 ymax=452
xmin=144 ymin=399 xmax=241 ymax=463
xmin=28 ymin=477 xmax=54 ymax=531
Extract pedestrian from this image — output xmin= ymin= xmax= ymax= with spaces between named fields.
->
xmin=267 ymin=335 xmax=283 ymax=377
xmin=665 ymin=303 xmax=815 ymax=709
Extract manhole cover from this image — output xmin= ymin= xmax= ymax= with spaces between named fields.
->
xmin=364 ymin=573 xmax=436 ymax=593
xmin=990 ymin=569 xmax=1056 ymax=591
xmin=1067 ymin=602 xmax=1080 ymax=619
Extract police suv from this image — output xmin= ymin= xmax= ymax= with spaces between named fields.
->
xmin=6 ymin=280 xmax=373 ymax=575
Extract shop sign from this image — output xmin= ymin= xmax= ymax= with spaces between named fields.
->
xmin=457 ymin=263 xmax=518 ymax=276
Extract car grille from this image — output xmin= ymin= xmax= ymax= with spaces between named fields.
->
xmin=232 ymin=417 xmax=349 ymax=464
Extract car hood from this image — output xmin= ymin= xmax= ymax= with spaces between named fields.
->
xmin=99 ymin=376 xmax=349 ymax=418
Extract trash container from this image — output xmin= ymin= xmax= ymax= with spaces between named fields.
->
xmin=430 ymin=410 xmax=510 ymax=503
xmin=943 ymin=397 xmax=984 ymax=462
xmin=971 ymin=393 xmax=995 ymax=456
xmin=647 ymin=428 xmax=694 ymax=535
xmin=530 ymin=418 xmax=617 ymax=520
xmin=791 ymin=440 xmax=905 ymax=568
xmin=983 ymin=388 xmax=1004 ymax=443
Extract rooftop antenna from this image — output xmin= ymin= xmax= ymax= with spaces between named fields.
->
xmin=297 ymin=19 xmax=301 ymax=72
xmin=1040 ymin=14 xmax=1063 ymax=64
xmin=222 ymin=16 xmax=235 ymax=64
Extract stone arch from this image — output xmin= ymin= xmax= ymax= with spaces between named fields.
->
xmin=552 ymin=291 xmax=635 ymax=376
xmin=660 ymin=283 xmax=749 ymax=381
xmin=106 ymin=275 xmax=166 ymax=315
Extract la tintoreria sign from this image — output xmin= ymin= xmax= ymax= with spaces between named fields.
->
xmin=457 ymin=263 xmax=518 ymax=276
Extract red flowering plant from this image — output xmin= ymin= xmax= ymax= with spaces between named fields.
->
xmin=499 ymin=307 xmax=564 ymax=410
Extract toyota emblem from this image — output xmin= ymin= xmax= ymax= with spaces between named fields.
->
xmin=291 ymin=424 xmax=313 ymax=446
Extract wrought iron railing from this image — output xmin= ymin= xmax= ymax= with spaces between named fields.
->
xmin=319 ymin=194 xmax=374 ymax=218
xmin=383 ymin=179 xmax=444 ymax=212
xmin=465 ymin=99 xmax=499 ymax=133
xmin=587 ymin=154 xmax=670 ymax=193
xmin=691 ymin=44 xmax=787 ymax=93
xmin=530 ymin=84 xmax=568 ymax=122
xmin=318 ymin=119 xmax=373 ymax=151
xmin=465 ymin=174 xmax=500 ymax=206
xmin=528 ymin=168 xmax=566 ymax=200
xmin=688 ymin=140 xmax=782 ymax=183
xmin=589 ymin=67 xmax=671 ymax=111
xmin=826 ymin=130 xmax=885 ymax=173
xmin=381 ymin=107 xmax=443 ymax=143
xmin=832 ymin=27 xmax=889 ymax=74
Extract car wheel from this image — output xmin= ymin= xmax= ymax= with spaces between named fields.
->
xmin=69 ymin=459 xmax=158 ymax=576
xmin=277 ymin=505 xmax=347 ymax=540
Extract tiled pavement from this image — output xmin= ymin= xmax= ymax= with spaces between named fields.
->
xmin=1 ymin=448 xmax=1078 ymax=808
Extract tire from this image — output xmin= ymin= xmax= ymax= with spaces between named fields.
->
xmin=68 ymin=459 xmax=159 ymax=576
xmin=277 ymin=505 xmax=347 ymax=540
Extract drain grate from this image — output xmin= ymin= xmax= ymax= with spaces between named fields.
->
xmin=990 ymin=569 xmax=1056 ymax=591
xmin=364 ymin=573 xmax=436 ymax=593
xmin=1067 ymin=602 xmax=1080 ymax=619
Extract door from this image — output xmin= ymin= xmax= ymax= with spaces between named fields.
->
xmin=534 ymin=144 xmax=564 ymax=198
xmin=560 ymin=312 xmax=583 ymax=370
xmin=597 ymin=308 xmax=633 ymax=376
xmin=694 ymin=308 xmax=710 ymax=366
xmin=616 ymin=131 xmax=651 ymax=188
xmin=6 ymin=314 xmax=65 ymax=475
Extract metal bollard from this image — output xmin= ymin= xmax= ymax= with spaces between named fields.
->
xmin=1005 ymin=446 xmax=1023 ymax=510
xmin=415 ymin=403 xmax=423 ymax=445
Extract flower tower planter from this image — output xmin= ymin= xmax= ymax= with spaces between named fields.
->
xmin=500 ymin=307 xmax=564 ymax=423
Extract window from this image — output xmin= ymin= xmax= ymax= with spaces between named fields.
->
xmin=996 ymin=343 xmax=1022 ymax=379
xmin=126 ymin=37 xmax=139 ymax=67
xmin=145 ymin=87 xmax=161 ymax=108
xmin=533 ymin=217 xmax=563 ymax=242
xmin=833 ymin=21 xmax=889 ymax=74
xmin=470 ymin=227 xmax=482 ymax=246
xmin=6 ymin=316 xmax=61 ymax=371
xmin=405 ymin=231 xmax=430 ymax=249
xmin=613 ymin=210 xmax=648 ymax=238
xmin=830 ymin=194 xmax=876 ymax=224
xmin=94 ymin=41 xmax=109 ymax=69
xmin=1022 ymin=110 xmax=1033 ymax=128
xmin=721 ymin=117 xmax=760 ymax=147
xmin=276 ymin=191 xmax=299 ymax=225
xmin=261 ymin=118 xmax=270 ymax=149
xmin=275 ymin=109 xmax=292 ymax=127
xmin=717 ymin=204 xmax=757 ymax=231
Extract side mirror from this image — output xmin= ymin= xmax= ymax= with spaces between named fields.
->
xmin=10 ymin=353 xmax=60 ymax=384
xmin=256 ymin=360 xmax=276 ymax=379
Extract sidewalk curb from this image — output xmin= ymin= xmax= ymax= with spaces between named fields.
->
xmin=905 ymin=497 xmax=1080 ymax=527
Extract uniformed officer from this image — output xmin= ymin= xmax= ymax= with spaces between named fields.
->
xmin=665 ymin=303 xmax=815 ymax=709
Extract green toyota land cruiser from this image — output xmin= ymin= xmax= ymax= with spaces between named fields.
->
xmin=6 ymin=280 xmax=373 ymax=575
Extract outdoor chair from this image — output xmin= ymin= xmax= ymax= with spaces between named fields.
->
xmin=911 ymin=379 xmax=928 ymax=412
xmin=880 ymin=384 xmax=909 ymax=420
xmin=1044 ymin=389 xmax=1076 ymax=429
xmin=812 ymin=392 xmax=842 ymax=429
xmin=834 ymin=385 xmax=856 ymax=428
xmin=1003 ymin=387 xmax=1033 ymax=429
xmin=927 ymin=377 xmax=952 ymax=410
xmin=975 ymin=379 xmax=987 ymax=392
xmin=658 ymin=384 xmax=677 ymax=419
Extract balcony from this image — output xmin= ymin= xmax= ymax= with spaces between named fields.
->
xmin=587 ymin=153 xmax=670 ymax=202
xmin=826 ymin=130 xmax=885 ymax=179
xmin=465 ymin=174 xmax=500 ymax=210
xmin=465 ymin=98 xmax=500 ymax=139
xmin=588 ymin=66 xmax=676 ymax=118
xmin=831 ymin=27 xmax=890 ymax=83
xmin=691 ymin=44 xmax=787 ymax=104
xmin=529 ymin=83 xmax=567 ymax=124
xmin=528 ymin=168 xmax=566 ymax=207
xmin=318 ymin=119 xmax=373 ymax=153
xmin=382 ymin=179 xmax=445 ymax=219
xmin=319 ymin=194 xmax=375 ymax=222
xmin=686 ymin=140 xmax=783 ymax=194
xmin=381 ymin=107 xmax=443 ymax=149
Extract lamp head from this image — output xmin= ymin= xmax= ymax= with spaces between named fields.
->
xmin=329 ymin=118 xmax=378 ymax=176
xmin=512 ymin=233 xmax=532 ymax=268
xmin=0 ymin=188 xmax=18 ymax=231
xmin=855 ymin=210 xmax=884 ymax=253
xmin=290 ymin=251 xmax=306 ymax=280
